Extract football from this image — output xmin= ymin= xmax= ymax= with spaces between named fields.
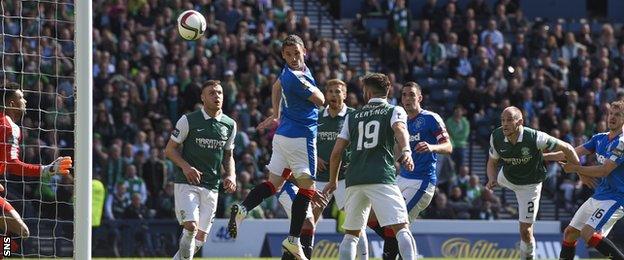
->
xmin=176 ymin=10 xmax=206 ymax=41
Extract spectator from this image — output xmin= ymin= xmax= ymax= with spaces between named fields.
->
xmin=156 ymin=182 xmax=176 ymax=219
xmin=466 ymin=175 xmax=482 ymax=203
xmin=561 ymin=32 xmax=584 ymax=62
xmin=447 ymin=186 xmax=472 ymax=219
xmin=142 ymin=147 xmax=167 ymax=199
xmin=480 ymin=19 xmax=504 ymax=49
xmin=425 ymin=193 xmax=456 ymax=219
xmin=446 ymin=105 xmax=470 ymax=168
xmin=122 ymin=164 xmax=148 ymax=204
xmin=423 ymin=33 xmax=447 ymax=68
xmin=105 ymin=144 xmax=125 ymax=192
xmin=123 ymin=193 xmax=156 ymax=256
xmin=390 ymin=0 xmax=410 ymax=38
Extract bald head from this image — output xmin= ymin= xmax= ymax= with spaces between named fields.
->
xmin=502 ymin=106 xmax=523 ymax=121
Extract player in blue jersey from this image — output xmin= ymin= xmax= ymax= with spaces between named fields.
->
xmin=228 ymin=34 xmax=325 ymax=260
xmin=545 ymin=101 xmax=624 ymax=260
xmin=366 ymin=82 xmax=453 ymax=260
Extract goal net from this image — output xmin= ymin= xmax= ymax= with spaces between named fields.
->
xmin=1 ymin=0 xmax=76 ymax=257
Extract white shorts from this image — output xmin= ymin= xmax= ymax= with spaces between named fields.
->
xmin=569 ymin=197 xmax=624 ymax=235
xmin=174 ymin=183 xmax=218 ymax=233
xmin=277 ymin=182 xmax=314 ymax=219
xmin=397 ymin=176 xmax=436 ymax=221
xmin=343 ymin=184 xmax=409 ymax=231
xmin=497 ymin=171 xmax=542 ymax=223
xmin=316 ymin=180 xmax=347 ymax=209
xmin=267 ymin=135 xmax=317 ymax=179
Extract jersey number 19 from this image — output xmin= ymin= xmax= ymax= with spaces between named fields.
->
xmin=357 ymin=120 xmax=380 ymax=150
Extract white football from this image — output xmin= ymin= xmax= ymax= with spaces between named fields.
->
xmin=177 ymin=10 xmax=207 ymax=41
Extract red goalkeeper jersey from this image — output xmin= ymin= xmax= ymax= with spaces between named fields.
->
xmin=0 ymin=113 xmax=41 ymax=176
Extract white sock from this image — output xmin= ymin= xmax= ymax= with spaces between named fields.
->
xmin=174 ymin=229 xmax=197 ymax=260
xmin=357 ymin=232 xmax=369 ymax=260
xmin=396 ymin=228 xmax=416 ymax=260
xmin=339 ymin=234 xmax=359 ymax=260
xmin=520 ymin=240 xmax=535 ymax=259
xmin=173 ymin=238 xmax=204 ymax=259
xmin=194 ymin=239 xmax=205 ymax=254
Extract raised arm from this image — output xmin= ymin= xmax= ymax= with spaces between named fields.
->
xmin=307 ymin=87 xmax=325 ymax=107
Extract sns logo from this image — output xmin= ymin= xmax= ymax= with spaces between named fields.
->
xmin=3 ymin=236 xmax=12 ymax=257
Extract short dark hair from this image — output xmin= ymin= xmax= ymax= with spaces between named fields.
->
xmin=282 ymin=34 xmax=304 ymax=49
xmin=201 ymin=80 xmax=221 ymax=91
xmin=0 ymin=82 xmax=21 ymax=107
xmin=402 ymin=82 xmax=422 ymax=94
xmin=362 ymin=73 xmax=390 ymax=97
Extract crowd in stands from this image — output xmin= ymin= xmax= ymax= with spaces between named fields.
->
xmin=354 ymin=0 xmax=624 ymax=218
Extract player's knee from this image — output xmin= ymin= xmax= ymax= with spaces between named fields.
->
xmin=580 ymin=225 xmax=596 ymax=242
xmin=563 ymin=226 xmax=581 ymax=241
xmin=389 ymin=223 xmax=409 ymax=234
xmin=345 ymin=229 xmax=361 ymax=237
xmin=295 ymin=176 xmax=315 ymax=189
xmin=182 ymin=221 xmax=198 ymax=232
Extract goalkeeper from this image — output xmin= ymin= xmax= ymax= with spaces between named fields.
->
xmin=0 ymin=83 xmax=72 ymax=237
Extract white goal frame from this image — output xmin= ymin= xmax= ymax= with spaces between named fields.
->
xmin=74 ymin=0 xmax=92 ymax=259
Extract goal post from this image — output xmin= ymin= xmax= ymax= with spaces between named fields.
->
xmin=74 ymin=0 xmax=92 ymax=259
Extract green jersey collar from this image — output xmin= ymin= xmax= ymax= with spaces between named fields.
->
xmin=201 ymin=108 xmax=223 ymax=121
xmin=323 ymin=104 xmax=348 ymax=117
xmin=504 ymin=126 xmax=524 ymax=143
xmin=368 ymin=97 xmax=388 ymax=104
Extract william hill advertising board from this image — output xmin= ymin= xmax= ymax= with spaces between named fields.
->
xmin=263 ymin=233 xmax=589 ymax=259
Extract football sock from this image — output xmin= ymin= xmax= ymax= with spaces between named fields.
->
xmin=242 ymin=182 xmax=277 ymax=210
xmin=383 ymin=228 xmax=399 ymax=260
xmin=175 ymin=228 xmax=197 ymax=260
xmin=301 ymin=228 xmax=315 ymax=259
xmin=339 ymin=234 xmax=359 ymax=260
xmin=520 ymin=240 xmax=535 ymax=260
xmin=357 ymin=232 xmax=369 ymax=260
xmin=290 ymin=189 xmax=314 ymax=237
xmin=396 ymin=228 xmax=416 ymax=260
xmin=559 ymin=240 xmax=577 ymax=260
xmin=588 ymin=233 xmax=624 ymax=259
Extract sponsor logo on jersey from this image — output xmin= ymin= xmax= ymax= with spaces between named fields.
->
xmin=410 ymin=133 xmax=421 ymax=142
xmin=318 ymin=131 xmax=339 ymax=141
xmin=195 ymin=138 xmax=227 ymax=149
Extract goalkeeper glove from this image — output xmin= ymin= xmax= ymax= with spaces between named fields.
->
xmin=41 ymin=156 xmax=73 ymax=177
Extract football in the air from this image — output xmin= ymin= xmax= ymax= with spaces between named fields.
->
xmin=177 ymin=10 xmax=206 ymax=41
